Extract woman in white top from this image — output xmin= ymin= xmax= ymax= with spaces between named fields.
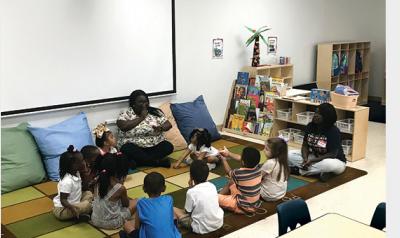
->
xmin=260 ymin=138 xmax=289 ymax=201
xmin=173 ymin=128 xmax=220 ymax=170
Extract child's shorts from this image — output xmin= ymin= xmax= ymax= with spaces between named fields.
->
xmin=218 ymin=184 xmax=255 ymax=214
xmin=178 ymin=214 xmax=193 ymax=231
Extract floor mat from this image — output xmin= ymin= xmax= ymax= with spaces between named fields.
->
xmin=1 ymin=137 xmax=367 ymax=238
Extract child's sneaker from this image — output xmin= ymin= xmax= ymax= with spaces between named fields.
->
xmin=207 ymin=163 xmax=216 ymax=170
xmin=183 ymin=157 xmax=193 ymax=165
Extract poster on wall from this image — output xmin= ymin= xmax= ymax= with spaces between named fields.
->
xmin=212 ymin=38 xmax=223 ymax=59
xmin=267 ymin=36 xmax=278 ymax=54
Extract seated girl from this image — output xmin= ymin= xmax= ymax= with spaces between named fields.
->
xmin=90 ymin=153 xmax=137 ymax=230
xmin=53 ymin=145 xmax=93 ymax=220
xmin=173 ymin=128 xmax=220 ymax=170
xmin=93 ymin=122 xmax=118 ymax=155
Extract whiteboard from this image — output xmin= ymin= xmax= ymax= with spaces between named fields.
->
xmin=0 ymin=0 xmax=176 ymax=115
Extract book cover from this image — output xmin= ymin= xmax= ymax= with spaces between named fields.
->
xmin=270 ymin=77 xmax=285 ymax=95
xmin=242 ymin=121 xmax=254 ymax=133
xmin=246 ymin=107 xmax=257 ymax=121
xmin=258 ymin=75 xmax=270 ymax=93
xmin=237 ymin=72 xmax=250 ymax=85
xmin=231 ymin=114 xmax=245 ymax=131
xmin=247 ymin=95 xmax=259 ymax=108
xmin=234 ymin=85 xmax=247 ymax=99
xmin=247 ymin=86 xmax=260 ymax=96
xmin=311 ymin=88 xmax=331 ymax=103
xmin=249 ymin=77 xmax=256 ymax=86
xmin=237 ymin=99 xmax=250 ymax=116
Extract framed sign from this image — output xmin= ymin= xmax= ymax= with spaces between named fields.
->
xmin=267 ymin=36 xmax=278 ymax=54
xmin=212 ymin=38 xmax=223 ymax=59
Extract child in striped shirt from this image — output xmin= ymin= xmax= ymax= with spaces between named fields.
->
xmin=218 ymin=146 xmax=262 ymax=214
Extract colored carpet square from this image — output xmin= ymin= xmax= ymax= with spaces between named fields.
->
xmin=169 ymin=188 xmax=189 ymax=209
xmin=34 ymin=181 xmax=58 ymax=196
xmin=291 ymin=174 xmax=318 ymax=183
xmin=2 ymin=197 xmax=54 ymax=225
xmin=143 ymin=166 xmax=189 ymax=178
xmin=127 ymin=181 xmax=182 ymax=199
xmin=2 ymin=186 xmax=45 ymax=208
xmin=211 ymin=139 xmax=239 ymax=149
xmin=6 ymin=212 xmax=76 ymax=238
xmin=287 ymin=176 xmax=309 ymax=191
xmin=37 ymin=223 xmax=104 ymax=238
xmin=166 ymin=172 xmax=220 ymax=188
xmin=123 ymin=172 xmax=147 ymax=189
xmin=100 ymin=227 xmax=121 ymax=236
xmin=209 ymin=176 xmax=230 ymax=192
xmin=169 ymin=150 xmax=186 ymax=160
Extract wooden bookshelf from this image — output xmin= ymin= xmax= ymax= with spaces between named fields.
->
xmin=316 ymin=41 xmax=370 ymax=105
xmin=271 ymin=97 xmax=369 ymax=162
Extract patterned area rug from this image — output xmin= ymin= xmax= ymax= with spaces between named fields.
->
xmin=1 ymin=136 xmax=367 ymax=238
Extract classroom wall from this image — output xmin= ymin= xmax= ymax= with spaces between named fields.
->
xmin=1 ymin=0 xmax=385 ymax=129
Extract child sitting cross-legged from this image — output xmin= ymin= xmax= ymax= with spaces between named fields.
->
xmin=119 ymin=172 xmax=181 ymax=238
xmin=90 ymin=153 xmax=137 ymax=230
xmin=218 ymin=146 xmax=262 ymax=214
xmin=174 ymin=160 xmax=224 ymax=234
xmin=53 ymin=145 xmax=93 ymax=220
xmin=173 ymin=128 xmax=220 ymax=170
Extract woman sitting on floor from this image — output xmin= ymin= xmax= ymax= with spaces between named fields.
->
xmin=288 ymin=103 xmax=347 ymax=181
xmin=117 ymin=90 xmax=173 ymax=168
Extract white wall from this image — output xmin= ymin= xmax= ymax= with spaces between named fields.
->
xmin=1 ymin=0 xmax=385 ymax=129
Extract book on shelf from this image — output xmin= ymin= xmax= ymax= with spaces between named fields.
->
xmin=247 ymin=86 xmax=260 ymax=96
xmin=237 ymin=99 xmax=250 ymax=116
xmin=258 ymin=75 xmax=271 ymax=92
xmin=245 ymin=107 xmax=257 ymax=121
xmin=234 ymin=85 xmax=247 ymax=99
xmin=247 ymin=95 xmax=259 ymax=108
xmin=242 ymin=121 xmax=254 ymax=133
xmin=249 ymin=77 xmax=256 ymax=86
xmin=230 ymin=114 xmax=245 ymax=131
xmin=237 ymin=72 xmax=250 ymax=85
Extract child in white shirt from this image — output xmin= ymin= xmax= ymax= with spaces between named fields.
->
xmin=174 ymin=160 xmax=224 ymax=234
xmin=53 ymin=145 xmax=93 ymax=220
xmin=173 ymin=128 xmax=220 ymax=170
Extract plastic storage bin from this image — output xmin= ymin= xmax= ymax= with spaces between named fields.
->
xmin=331 ymin=92 xmax=358 ymax=108
xmin=342 ymin=140 xmax=352 ymax=155
xmin=293 ymin=131 xmax=305 ymax=144
xmin=277 ymin=108 xmax=292 ymax=120
xmin=278 ymin=128 xmax=302 ymax=142
xmin=296 ymin=111 xmax=315 ymax=125
xmin=336 ymin=118 xmax=354 ymax=133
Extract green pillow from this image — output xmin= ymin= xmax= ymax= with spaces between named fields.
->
xmin=1 ymin=123 xmax=46 ymax=193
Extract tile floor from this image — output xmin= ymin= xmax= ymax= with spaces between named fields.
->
xmin=222 ymin=122 xmax=386 ymax=238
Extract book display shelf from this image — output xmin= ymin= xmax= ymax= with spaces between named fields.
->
xmin=316 ymin=41 xmax=370 ymax=105
xmin=222 ymin=64 xmax=294 ymax=141
xmin=271 ymin=97 xmax=369 ymax=162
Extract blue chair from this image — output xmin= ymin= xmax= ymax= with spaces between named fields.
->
xmin=370 ymin=202 xmax=386 ymax=230
xmin=277 ymin=198 xmax=311 ymax=236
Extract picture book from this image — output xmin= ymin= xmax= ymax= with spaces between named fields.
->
xmin=249 ymin=77 xmax=256 ymax=86
xmin=246 ymin=107 xmax=257 ymax=121
xmin=258 ymin=75 xmax=270 ymax=92
xmin=247 ymin=95 xmax=259 ymax=108
xmin=231 ymin=114 xmax=245 ymax=131
xmin=234 ymin=85 xmax=247 ymax=99
xmin=247 ymin=86 xmax=260 ymax=96
xmin=242 ymin=121 xmax=254 ymax=133
xmin=262 ymin=122 xmax=273 ymax=136
xmin=270 ymin=77 xmax=285 ymax=95
xmin=237 ymin=99 xmax=250 ymax=116
xmin=310 ymin=88 xmax=331 ymax=103
xmin=237 ymin=72 xmax=250 ymax=85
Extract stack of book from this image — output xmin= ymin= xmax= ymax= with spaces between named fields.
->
xmin=227 ymin=72 xmax=284 ymax=136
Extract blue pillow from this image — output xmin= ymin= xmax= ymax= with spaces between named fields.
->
xmin=28 ymin=112 xmax=94 ymax=181
xmin=171 ymin=95 xmax=221 ymax=142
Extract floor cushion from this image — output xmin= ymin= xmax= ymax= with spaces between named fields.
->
xmin=159 ymin=102 xmax=187 ymax=151
xmin=28 ymin=112 xmax=94 ymax=181
xmin=171 ymin=95 xmax=221 ymax=142
xmin=1 ymin=123 xmax=46 ymax=193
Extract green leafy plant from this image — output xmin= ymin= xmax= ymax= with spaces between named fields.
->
xmin=245 ymin=26 xmax=271 ymax=66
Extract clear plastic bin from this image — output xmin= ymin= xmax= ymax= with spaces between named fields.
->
xmin=293 ymin=131 xmax=305 ymax=144
xmin=296 ymin=111 xmax=315 ymax=125
xmin=336 ymin=118 xmax=354 ymax=133
xmin=278 ymin=128 xmax=302 ymax=142
xmin=342 ymin=140 xmax=352 ymax=155
xmin=277 ymin=108 xmax=292 ymax=120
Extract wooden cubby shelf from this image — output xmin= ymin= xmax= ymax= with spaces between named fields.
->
xmin=316 ymin=41 xmax=370 ymax=105
xmin=272 ymin=98 xmax=369 ymax=162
